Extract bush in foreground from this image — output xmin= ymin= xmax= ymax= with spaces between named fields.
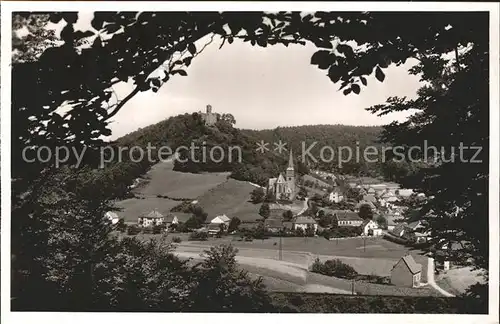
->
xmin=311 ymin=258 xmax=358 ymax=279
xmin=189 ymin=231 xmax=208 ymax=241
xmin=269 ymin=293 xmax=488 ymax=314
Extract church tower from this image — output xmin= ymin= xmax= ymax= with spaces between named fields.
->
xmin=286 ymin=149 xmax=295 ymax=198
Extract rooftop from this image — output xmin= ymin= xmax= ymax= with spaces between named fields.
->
xmin=401 ymin=254 xmax=422 ymax=274
xmin=264 ymin=218 xmax=283 ymax=228
xmin=294 ymin=216 xmax=317 ymax=224
xmin=363 ymin=194 xmax=377 ymax=203
xmin=142 ymin=210 xmax=164 ymax=219
xmin=334 ymin=211 xmax=363 ymax=222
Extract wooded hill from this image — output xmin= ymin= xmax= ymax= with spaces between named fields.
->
xmin=109 ymin=113 xmax=392 ymax=193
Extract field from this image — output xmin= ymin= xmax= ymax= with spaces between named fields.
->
xmin=195 ymin=178 xmax=262 ymax=222
xmin=113 ymin=160 xmax=230 ymax=223
xmin=182 ymin=236 xmax=428 ymax=272
xmin=134 ymin=160 xmax=230 ymax=199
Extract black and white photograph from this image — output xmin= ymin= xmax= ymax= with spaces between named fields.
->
xmin=1 ymin=1 xmax=499 ymax=322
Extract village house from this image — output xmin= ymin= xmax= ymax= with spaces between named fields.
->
xmin=390 ymin=254 xmax=422 ymax=288
xmin=264 ymin=218 xmax=283 ymax=233
xmin=164 ymin=214 xmax=180 ymax=230
xmin=210 ymin=214 xmax=231 ymax=227
xmin=408 ymin=220 xmax=431 ymax=243
xmin=138 ymin=210 xmax=165 ymax=227
xmin=267 ymin=150 xmax=296 ymax=201
xmin=361 ymin=219 xmax=382 ymax=236
xmin=207 ymin=223 xmax=224 ymax=235
xmin=328 ymin=187 xmax=344 ymax=203
xmin=391 ymin=222 xmax=408 ymax=237
xmin=385 ymin=214 xmax=404 ymax=231
xmin=104 ymin=211 xmax=120 ymax=225
xmin=397 ymin=189 xmax=414 ymax=198
xmin=333 ymin=211 xmax=363 ymax=227
xmin=293 ymin=216 xmax=318 ymax=233
xmin=355 ymin=199 xmax=376 ymax=212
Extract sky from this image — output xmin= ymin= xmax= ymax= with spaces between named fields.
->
xmin=48 ymin=13 xmax=422 ymax=140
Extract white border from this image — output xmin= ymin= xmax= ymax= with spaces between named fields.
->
xmin=1 ymin=2 xmax=499 ymax=324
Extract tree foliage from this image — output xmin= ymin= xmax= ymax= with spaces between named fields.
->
xmin=358 ymin=203 xmax=374 ymax=220
xmin=259 ymin=202 xmax=271 ymax=219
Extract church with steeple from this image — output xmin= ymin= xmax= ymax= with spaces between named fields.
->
xmin=267 ymin=150 xmax=296 ymax=201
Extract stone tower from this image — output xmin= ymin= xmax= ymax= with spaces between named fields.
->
xmin=201 ymin=104 xmax=217 ymax=126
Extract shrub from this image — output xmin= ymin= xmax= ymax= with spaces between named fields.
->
xmin=250 ymin=188 xmax=265 ymax=203
xmin=311 ymin=258 xmax=358 ymax=279
xmin=127 ymin=225 xmax=141 ymax=236
xmin=228 ymin=217 xmax=241 ymax=233
xmin=115 ymin=218 xmax=127 ymax=233
xmin=142 ymin=226 xmax=153 ymax=234
xmin=152 ymin=224 xmax=166 ymax=234
xmin=172 ymin=236 xmax=182 ymax=243
xmin=189 ymin=231 xmax=208 ymax=241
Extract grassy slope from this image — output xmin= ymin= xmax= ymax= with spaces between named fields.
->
xmin=114 ymin=161 xmax=229 ymax=223
xmin=135 ymin=161 xmax=230 ymax=199
xmin=195 ymin=178 xmax=263 ymax=222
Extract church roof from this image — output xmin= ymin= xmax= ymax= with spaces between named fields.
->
xmin=276 ymin=173 xmax=286 ymax=183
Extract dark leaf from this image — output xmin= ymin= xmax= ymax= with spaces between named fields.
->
xmin=343 ymin=88 xmax=352 ymax=95
xmin=183 ymin=57 xmax=193 ymax=67
xmin=337 ymin=44 xmax=354 ymax=58
xmin=375 ymin=66 xmax=385 ymax=82
xmin=62 ymin=13 xmax=78 ymax=24
xmin=172 ymin=70 xmax=188 ymax=76
xmin=74 ymin=30 xmax=95 ymax=41
xmin=352 ymin=84 xmax=360 ymax=95
xmin=93 ymin=37 xmax=102 ymax=48
xmin=105 ymin=23 xmax=121 ymax=34
xmin=151 ymin=79 xmax=161 ymax=87
xmin=379 ymin=57 xmax=390 ymax=68
xmin=60 ymin=25 xmax=75 ymax=43
xmin=313 ymin=38 xmax=333 ymax=49
xmin=228 ymin=37 xmax=234 ymax=44
xmin=328 ymin=65 xmax=341 ymax=83
xmin=360 ymin=76 xmax=367 ymax=86
xmin=91 ymin=17 xmax=104 ymax=30
xmin=49 ymin=13 xmax=63 ymax=24
xmin=188 ymin=43 xmax=197 ymax=55
xmin=311 ymin=50 xmax=332 ymax=69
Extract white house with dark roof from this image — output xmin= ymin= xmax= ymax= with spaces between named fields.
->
xmin=293 ymin=216 xmax=318 ymax=233
xmin=333 ymin=211 xmax=363 ymax=227
xmin=328 ymin=187 xmax=344 ymax=203
xmin=391 ymin=254 xmax=422 ymax=287
xmin=361 ymin=219 xmax=382 ymax=236
xmin=138 ymin=210 xmax=165 ymax=227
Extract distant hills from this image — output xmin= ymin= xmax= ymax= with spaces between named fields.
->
xmin=110 ymin=113 xmax=386 ymax=191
